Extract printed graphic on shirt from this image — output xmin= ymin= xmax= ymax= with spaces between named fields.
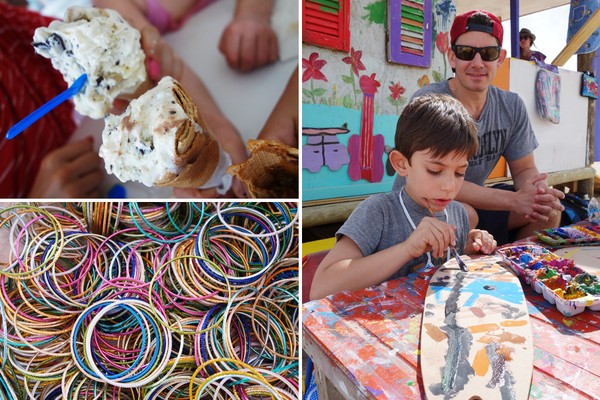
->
xmin=469 ymin=128 xmax=507 ymax=166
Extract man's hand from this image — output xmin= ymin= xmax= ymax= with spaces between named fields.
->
xmin=521 ymin=173 xmax=565 ymax=222
xmin=28 ymin=138 xmax=104 ymax=198
xmin=512 ymin=173 xmax=562 ymax=221
xmin=531 ymin=173 xmax=565 ymax=220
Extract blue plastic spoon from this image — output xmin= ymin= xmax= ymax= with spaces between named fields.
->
xmin=5 ymin=73 xmax=88 ymax=140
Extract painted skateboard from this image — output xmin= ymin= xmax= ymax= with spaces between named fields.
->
xmin=420 ymin=255 xmax=533 ymax=400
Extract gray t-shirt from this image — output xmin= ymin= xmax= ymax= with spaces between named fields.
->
xmin=392 ymin=80 xmax=539 ymax=191
xmin=336 ymin=188 xmax=469 ymax=280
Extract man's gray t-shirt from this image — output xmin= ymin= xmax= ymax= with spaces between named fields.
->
xmin=392 ymin=80 xmax=539 ymax=191
xmin=336 ymin=189 xmax=469 ymax=280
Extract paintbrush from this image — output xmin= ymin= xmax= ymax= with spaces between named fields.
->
xmin=427 ymin=204 xmax=468 ymax=272
xmin=450 ymin=246 xmax=469 ymax=272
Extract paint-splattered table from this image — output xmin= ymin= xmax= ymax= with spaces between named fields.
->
xmin=302 ymin=261 xmax=600 ymax=399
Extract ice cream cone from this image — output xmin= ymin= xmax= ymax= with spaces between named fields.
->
xmin=227 ymin=139 xmax=298 ymax=198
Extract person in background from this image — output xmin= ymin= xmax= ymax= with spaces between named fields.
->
xmin=310 ymin=94 xmax=497 ymax=300
xmin=391 ymin=10 xmax=565 ymax=245
xmin=94 ymin=0 xmax=279 ymax=72
xmin=519 ymin=27 xmax=547 ymax=63
xmin=257 ymin=65 xmax=298 ymax=147
xmin=94 ymin=0 xmax=286 ymax=197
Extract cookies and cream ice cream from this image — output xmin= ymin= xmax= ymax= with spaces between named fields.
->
xmin=99 ymin=76 xmax=220 ymax=188
xmin=33 ymin=6 xmax=146 ymax=119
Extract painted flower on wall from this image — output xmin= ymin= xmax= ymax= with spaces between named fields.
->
xmin=341 ymin=47 xmax=366 ymax=107
xmin=418 ymin=74 xmax=430 ymax=88
xmin=435 ymin=31 xmax=449 ymax=54
xmin=342 ymin=47 xmax=366 ymax=76
xmin=434 ymin=31 xmax=449 ymax=82
xmin=387 ymin=81 xmax=406 ymax=114
xmin=302 ymin=52 xmax=328 ymax=103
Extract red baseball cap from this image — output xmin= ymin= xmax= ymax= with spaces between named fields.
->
xmin=450 ymin=10 xmax=503 ymax=46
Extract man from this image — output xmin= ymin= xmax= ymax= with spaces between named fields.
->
xmin=392 ymin=9 xmax=564 ymax=244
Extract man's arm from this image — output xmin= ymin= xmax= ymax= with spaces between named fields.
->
xmin=509 ymin=154 xmax=564 ymax=220
xmin=456 ymin=154 xmax=563 ymax=219
xmin=455 ymin=180 xmax=516 ymax=211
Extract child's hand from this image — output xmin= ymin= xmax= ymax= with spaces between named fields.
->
xmin=405 ymin=217 xmax=457 ymax=259
xmin=140 ymin=25 xmax=183 ymax=83
xmin=28 ymin=137 xmax=104 ymax=198
xmin=218 ymin=13 xmax=278 ymax=72
xmin=465 ymin=229 xmax=497 ymax=255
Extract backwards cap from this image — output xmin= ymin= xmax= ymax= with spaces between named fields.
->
xmin=450 ymin=10 xmax=503 ymax=46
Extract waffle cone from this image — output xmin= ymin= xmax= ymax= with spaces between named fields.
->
xmin=228 ymin=139 xmax=298 ymax=198
xmin=154 ymin=80 xmax=219 ymax=187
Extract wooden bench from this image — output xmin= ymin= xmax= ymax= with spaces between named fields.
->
xmin=303 ymin=167 xmax=597 ymax=228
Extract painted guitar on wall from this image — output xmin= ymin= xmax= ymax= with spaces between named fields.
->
xmin=348 ymin=73 xmax=385 ymax=183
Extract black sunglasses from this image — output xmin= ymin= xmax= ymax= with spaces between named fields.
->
xmin=451 ymin=45 xmax=501 ymax=62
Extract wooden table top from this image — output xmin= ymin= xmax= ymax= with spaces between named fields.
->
xmin=303 ymin=255 xmax=600 ymax=399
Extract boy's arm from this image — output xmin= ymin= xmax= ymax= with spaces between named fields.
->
xmin=309 ymin=236 xmax=416 ymax=301
xmin=219 ymin=0 xmax=278 ymax=72
xmin=310 ymin=217 xmax=458 ymax=300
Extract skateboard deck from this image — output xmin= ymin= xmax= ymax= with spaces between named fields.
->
xmin=420 ymin=255 xmax=533 ymax=400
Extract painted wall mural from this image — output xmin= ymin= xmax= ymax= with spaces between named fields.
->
xmin=347 ymin=73 xmax=385 ymax=183
xmin=302 ymin=0 xmax=456 ymax=201
xmin=302 ymin=125 xmax=351 ymax=172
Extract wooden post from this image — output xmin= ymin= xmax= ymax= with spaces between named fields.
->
xmin=510 ymin=0 xmax=520 ymax=59
xmin=577 ymin=51 xmax=596 ymax=197
xmin=314 ymin=367 xmax=347 ymax=400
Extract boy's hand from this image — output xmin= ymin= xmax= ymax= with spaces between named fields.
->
xmin=28 ymin=137 xmax=104 ymax=198
xmin=219 ymin=14 xmax=278 ymax=72
xmin=405 ymin=217 xmax=457 ymax=259
xmin=465 ymin=229 xmax=497 ymax=255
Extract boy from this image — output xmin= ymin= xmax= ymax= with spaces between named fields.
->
xmin=310 ymin=94 xmax=497 ymax=300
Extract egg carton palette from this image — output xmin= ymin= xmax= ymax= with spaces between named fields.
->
xmin=497 ymin=244 xmax=600 ymax=316
xmin=535 ymin=223 xmax=600 ymax=247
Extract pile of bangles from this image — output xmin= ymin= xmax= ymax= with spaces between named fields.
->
xmin=0 ymin=202 xmax=299 ymax=399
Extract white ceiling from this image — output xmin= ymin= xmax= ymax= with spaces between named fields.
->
xmin=456 ymin=0 xmax=570 ymax=21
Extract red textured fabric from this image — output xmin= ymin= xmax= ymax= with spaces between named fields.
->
xmin=0 ymin=4 xmax=76 ymax=197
